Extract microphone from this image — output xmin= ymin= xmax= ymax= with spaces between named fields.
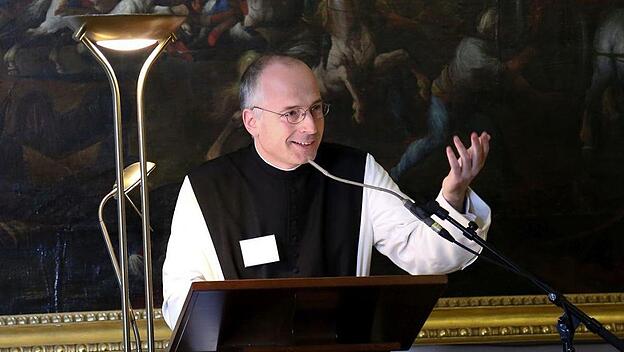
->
xmin=403 ymin=200 xmax=456 ymax=243
xmin=307 ymin=159 xmax=460 ymax=246
xmin=425 ymin=200 xmax=480 ymax=233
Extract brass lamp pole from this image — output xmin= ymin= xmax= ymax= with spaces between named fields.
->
xmin=65 ymin=14 xmax=185 ymax=352
xmin=98 ymin=161 xmax=156 ymax=351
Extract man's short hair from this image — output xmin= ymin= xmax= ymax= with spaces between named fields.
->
xmin=239 ymin=54 xmax=303 ymax=110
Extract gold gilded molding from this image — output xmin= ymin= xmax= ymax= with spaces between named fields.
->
xmin=417 ymin=293 xmax=624 ymax=345
xmin=0 ymin=293 xmax=622 ymax=349
xmin=0 ymin=310 xmax=171 ymax=352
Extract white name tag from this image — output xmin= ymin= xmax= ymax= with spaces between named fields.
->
xmin=239 ymin=234 xmax=280 ymax=268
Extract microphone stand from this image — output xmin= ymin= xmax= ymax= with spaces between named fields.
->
xmin=424 ymin=201 xmax=624 ymax=352
xmin=306 ymin=158 xmax=623 ymax=351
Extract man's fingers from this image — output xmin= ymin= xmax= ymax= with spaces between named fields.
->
xmin=481 ymin=132 xmax=491 ymax=160
xmin=448 ymin=132 xmax=490 ymax=179
xmin=470 ymin=133 xmax=483 ymax=174
xmin=453 ymin=135 xmax=472 ymax=175
xmin=475 ymin=132 xmax=491 ymax=170
xmin=446 ymin=146 xmax=460 ymax=174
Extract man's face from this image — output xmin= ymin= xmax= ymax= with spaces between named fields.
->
xmin=243 ymin=61 xmax=324 ymax=169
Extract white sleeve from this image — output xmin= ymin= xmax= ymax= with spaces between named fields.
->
xmin=161 ymin=176 xmax=225 ymax=329
xmin=357 ymin=154 xmax=491 ymax=276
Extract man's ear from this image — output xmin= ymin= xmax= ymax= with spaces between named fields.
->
xmin=242 ymin=108 xmax=258 ymax=137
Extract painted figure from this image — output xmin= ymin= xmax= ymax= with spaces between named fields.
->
xmin=313 ymin=0 xmax=428 ymax=124
xmin=580 ymin=9 xmax=624 ymax=152
xmin=390 ymin=7 xmax=537 ymax=180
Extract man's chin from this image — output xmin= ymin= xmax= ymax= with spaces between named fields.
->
xmin=304 ymin=147 xmax=320 ymax=162
xmin=291 ymin=150 xmax=318 ymax=167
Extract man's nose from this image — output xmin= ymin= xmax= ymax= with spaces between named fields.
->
xmin=298 ymin=110 xmax=318 ymax=133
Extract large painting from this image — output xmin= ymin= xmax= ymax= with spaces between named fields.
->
xmin=1 ymin=0 xmax=623 ymax=327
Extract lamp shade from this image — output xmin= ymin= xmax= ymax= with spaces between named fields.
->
xmin=113 ymin=161 xmax=156 ymax=194
xmin=65 ymin=14 xmax=186 ymax=50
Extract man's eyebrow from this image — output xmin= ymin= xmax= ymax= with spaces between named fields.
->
xmin=280 ymin=99 xmax=323 ymax=111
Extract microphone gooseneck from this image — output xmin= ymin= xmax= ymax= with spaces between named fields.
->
xmin=306 ymin=159 xmax=478 ymax=256
xmin=307 ymin=159 xmax=405 ymax=200
xmin=307 ymin=159 xmax=518 ymax=270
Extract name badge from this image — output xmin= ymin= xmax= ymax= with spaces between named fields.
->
xmin=239 ymin=234 xmax=280 ymax=267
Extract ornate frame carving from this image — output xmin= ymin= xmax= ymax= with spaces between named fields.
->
xmin=418 ymin=293 xmax=624 ymax=344
xmin=1 ymin=293 xmax=622 ymax=350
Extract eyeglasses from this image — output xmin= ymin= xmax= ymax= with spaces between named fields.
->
xmin=252 ymin=102 xmax=330 ymax=124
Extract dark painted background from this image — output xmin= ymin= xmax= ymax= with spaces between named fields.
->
xmin=1 ymin=0 xmax=624 ymax=315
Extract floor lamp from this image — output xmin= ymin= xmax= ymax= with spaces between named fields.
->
xmin=64 ymin=14 xmax=185 ymax=352
xmin=98 ymin=161 xmax=156 ymax=351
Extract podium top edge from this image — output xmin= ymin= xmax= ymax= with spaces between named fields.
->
xmin=190 ymin=275 xmax=447 ymax=291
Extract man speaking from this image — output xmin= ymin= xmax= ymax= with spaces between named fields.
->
xmin=162 ymin=54 xmax=492 ymax=329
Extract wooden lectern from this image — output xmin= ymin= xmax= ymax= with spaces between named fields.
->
xmin=167 ymin=275 xmax=447 ymax=352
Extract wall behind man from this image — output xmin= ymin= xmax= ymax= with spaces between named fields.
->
xmin=0 ymin=0 xmax=624 ymax=318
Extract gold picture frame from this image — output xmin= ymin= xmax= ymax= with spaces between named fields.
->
xmin=1 ymin=293 xmax=622 ymax=351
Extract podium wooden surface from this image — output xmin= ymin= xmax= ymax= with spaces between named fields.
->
xmin=168 ymin=275 xmax=447 ymax=352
